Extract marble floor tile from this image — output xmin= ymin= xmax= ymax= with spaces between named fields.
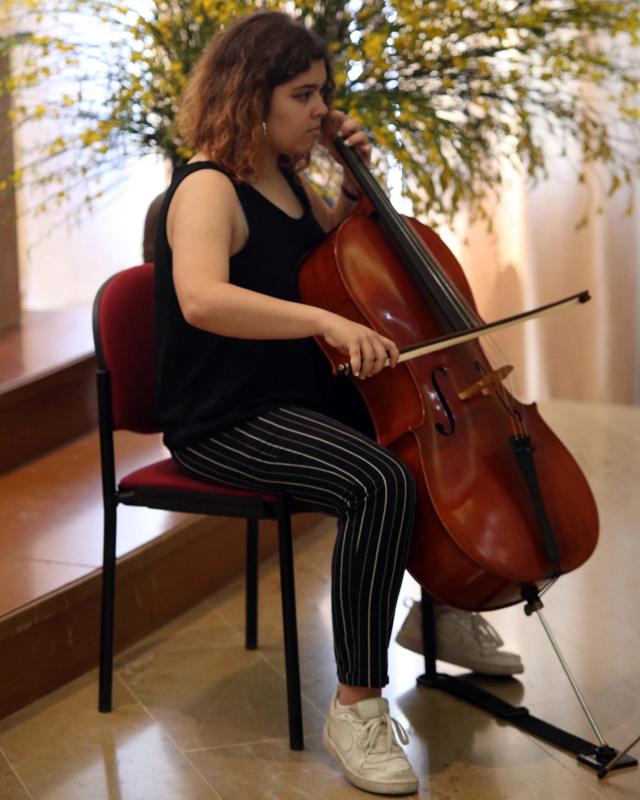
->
xmin=1 ymin=400 xmax=638 ymax=799
xmin=186 ymin=735 xmax=368 ymax=800
xmin=210 ymin=544 xmax=337 ymax=713
xmin=0 ymin=671 xmax=219 ymax=800
xmin=416 ymin=759 xmax=608 ymax=800
xmin=116 ymin=599 xmax=325 ymax=751
xmin=0 ymin=749 xmax=31 ymax=800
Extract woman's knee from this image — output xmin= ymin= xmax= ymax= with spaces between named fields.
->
xmin=385 ymin=457 xmax=416 ymax=506
xmin=345 ymin=451 xmax=416 ymax=510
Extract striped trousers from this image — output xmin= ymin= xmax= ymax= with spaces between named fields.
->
xmin=172 ymin=406 xmax=416 ymax=687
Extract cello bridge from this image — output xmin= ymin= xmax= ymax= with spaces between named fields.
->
xmin=458 ymin=365 xmax=514 ymax=401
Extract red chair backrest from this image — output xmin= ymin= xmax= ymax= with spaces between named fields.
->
xmin=93 ymin=263 xmax=160 ymax=433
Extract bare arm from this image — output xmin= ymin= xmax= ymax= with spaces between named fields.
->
xmin=168 ymin=168 xmax=398 ymax=378
xmin=170 ymin=169 xmax=327 ymax=338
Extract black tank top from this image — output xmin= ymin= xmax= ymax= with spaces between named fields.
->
xmin=154 ymin=161 xmax=332 ymax=449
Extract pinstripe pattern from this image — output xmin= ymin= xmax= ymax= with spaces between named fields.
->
xmin=172 ymin=406 xmax=416 ymax=687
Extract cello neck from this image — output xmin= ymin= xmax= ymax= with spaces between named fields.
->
xmin=333 ymin=136 xmax=480 ymax=332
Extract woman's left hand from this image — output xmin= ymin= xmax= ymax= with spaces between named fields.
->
xmin=321 ymin=110 xmax=372 ymax=186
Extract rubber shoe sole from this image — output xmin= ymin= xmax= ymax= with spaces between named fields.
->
xmin=323 ymin=723 xmax=418 ymax=796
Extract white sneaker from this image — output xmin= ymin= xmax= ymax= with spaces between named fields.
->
xmin=395 ymin=598 xmax=524 ymax=676
xmin=323 ymin=689 xmax=418 ymax=795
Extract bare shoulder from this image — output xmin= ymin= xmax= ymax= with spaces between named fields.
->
xmin=168 ymin=168 xmax=237 ymax=238
xmin=169 ymin=167 xmax=240 ymax=289
xmin=167 ymin=167 xmax=253 ymax=259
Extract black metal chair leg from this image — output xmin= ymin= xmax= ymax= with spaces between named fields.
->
xmin=98 ymin=500 xmax=117 ymax=712
xmin=421 ymin=589 xmax=437 ymax=682
xmin=245 ymin=519 xmax=259 ymax=650
xmin=276 ymin=495 xmax=304 ymax=750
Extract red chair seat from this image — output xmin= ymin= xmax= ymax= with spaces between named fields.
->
xmin=119 ymin=458 xmax=277 ymax=502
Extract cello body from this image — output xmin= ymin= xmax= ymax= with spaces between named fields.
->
xmin=299 ymin=212 xmax=599 ymax=611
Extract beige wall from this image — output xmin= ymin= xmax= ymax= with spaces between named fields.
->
xmin=441 ymin=156 xmax=639 ymax=406
xmin=0 ymin=50 xmax=20 ymax=330
xmin=8 ymin=15 xmax=167 ymax=311
xmin=17 ymin=154 xmax=166 ymax=310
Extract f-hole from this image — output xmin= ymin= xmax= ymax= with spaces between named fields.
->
xmin=432 ymin=366 xmax=455 ymax=436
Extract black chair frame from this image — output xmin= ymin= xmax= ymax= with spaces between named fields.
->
xmin=94 ymin=356 xmax=307 ymax=751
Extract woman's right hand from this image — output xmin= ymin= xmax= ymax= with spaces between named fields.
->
xmin=319 ymin=312 xmax=399 ymax=379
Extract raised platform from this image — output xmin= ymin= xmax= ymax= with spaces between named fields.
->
xmin=0 ymin=427 xmax=322 ymax=718
xmin=0 ymin=308 xmax=323 ymax=718
xmin=0 ymin=308 xmax=97 ymax=473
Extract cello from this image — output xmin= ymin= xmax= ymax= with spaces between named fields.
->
xmin=300 ymin=137 xmax=598 ymax=610
xmin=298 ymin=136 xmax=637 ymax=776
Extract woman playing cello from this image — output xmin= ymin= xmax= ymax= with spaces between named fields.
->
xmin=155 ymin=10 xmax=520 ymax=794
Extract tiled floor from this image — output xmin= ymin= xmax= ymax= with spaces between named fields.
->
xmin=0 ymin=399 xmax=639 ymax=799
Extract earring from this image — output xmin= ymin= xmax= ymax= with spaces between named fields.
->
xmin=262 ymin=121 xmax=267 ymax=138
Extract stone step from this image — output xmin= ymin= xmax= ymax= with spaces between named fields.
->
xmin=0 ymin=427 xmax=322 ymax=719
xmin=0 ymin=308 xmax=97 ymax=473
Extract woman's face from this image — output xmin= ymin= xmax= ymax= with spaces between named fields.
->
xmin=264 ymin=58 xmax=329 ymax=159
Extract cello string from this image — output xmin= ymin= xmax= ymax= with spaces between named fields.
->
xmin=350 ymin=162 xmax=481 ymax=330
xmin=477 ymin=335 xmax=528 ymax=437
xmin=488 ymin=334 xmax=531 ymax=438
xmin=399 ymin=214 xmax=483 ymax=328
xmin=344 ymin=146 xmax=587 ymax=599
xmin=375 ymin=178 xmax=529 ymax=436
xmin=349 ymin=148 xmax=528 ymax=435
xmin=394 ymin=208 xmax=529 ymax=435
xmin=339 ymin=136 xmax=485 ymax=331
xmin=365 ymin=168 xmax=483 ymax=329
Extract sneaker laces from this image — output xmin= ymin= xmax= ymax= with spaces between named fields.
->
xmin=469 ymin=612 xmax=504 ymax=651
xmin=356 ymin=712 xmax=410 ymax=761
xmin=401 ymin=597 xmax=505 ymax=652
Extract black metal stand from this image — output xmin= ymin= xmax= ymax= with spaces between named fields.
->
xmin=416 ymin=589 xmax=638 ymax=776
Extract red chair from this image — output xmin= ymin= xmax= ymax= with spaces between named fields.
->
xmin=92 ymin=263 xmax=311 ymax=749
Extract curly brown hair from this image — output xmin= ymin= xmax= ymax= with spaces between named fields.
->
xmin=177 ymin=11 xmax=335 ymax=182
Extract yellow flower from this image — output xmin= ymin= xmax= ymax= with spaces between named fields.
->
xmin=48 ymin=137 xmax=66 ymax=155
xmin=80 ymin=130 xmax=102 ymax=146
